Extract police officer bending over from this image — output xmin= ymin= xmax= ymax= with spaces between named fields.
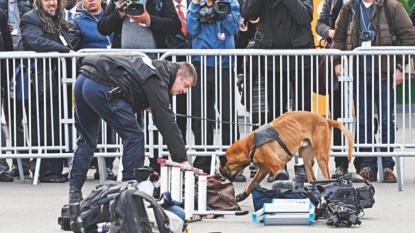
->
xmin=68 ymin=55 xmax=197 ymax=203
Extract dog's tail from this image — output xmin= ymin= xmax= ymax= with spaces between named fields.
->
xmin=327 ymin=119 xmax=353 ymax=163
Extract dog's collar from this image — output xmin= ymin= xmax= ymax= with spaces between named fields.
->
xmin=250 ymin=125 xmax=293 ymax=162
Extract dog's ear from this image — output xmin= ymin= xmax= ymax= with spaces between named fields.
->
xmin=218 ymin=155 xmax=228 ymax=167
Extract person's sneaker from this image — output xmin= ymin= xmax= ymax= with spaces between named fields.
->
xmin=359 ymin=167 xmax=377 ymax=182
xmin=267 ymin=172 xmax=275 ymax=183
xmin=0 ymin=172 xmax=14 ymax=182
xmin=331 ymin=167 xmax=349 ymax=179
xmin=234 ymin=174 xmax=246 ymax=182
xmin=9 ymin=166 xmax=31 ymax=178
xmin=383 ymin=168 xmax=397 ymax=183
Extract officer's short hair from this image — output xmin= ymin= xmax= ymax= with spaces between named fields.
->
xmin=178 ymin=62 xmax=197 ymax=86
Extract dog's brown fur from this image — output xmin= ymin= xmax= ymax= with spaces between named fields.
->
xmin=219 ymin=111 xmax=353 ymax=201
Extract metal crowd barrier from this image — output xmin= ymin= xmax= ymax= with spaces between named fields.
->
xmin=1 ymin=48 xmax=414 ymax=191
xmin=158 ymin=48 xmax=415 ymax=191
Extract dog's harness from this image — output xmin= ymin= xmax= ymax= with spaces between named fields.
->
xmin=250 ymin=124 xmax=293 ymax=162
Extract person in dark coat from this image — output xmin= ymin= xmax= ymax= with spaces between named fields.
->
xmin=68 ymin=55 xmax=197 ymax=203
xmin=147 ymin=0 xmax=192 ymax=175
xmin=0 ymin=0 xmax=34 ymax=178
xmin=20 ymin=0 xmax=74 ymax=183
xmin=0 ymin=8 xmax=14 ymax=182
xmin=241 ymin=0 xmax=314 ymax=120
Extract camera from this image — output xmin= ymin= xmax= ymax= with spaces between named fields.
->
xmin=199 ymin=0 xmax=231 ymax=24
xmin=302 ymin=172 xmax=375 ymax=226
xmin=127 ymin=0 xmax=146 ymax=15
xmin=116 ymin=0 xmax=146 ymax=16
xmin=326 ymin=202 xmax=362 ymax=227
xmin=359 ymin=30 xmax=376 ymax=41
xmin=58 ymin=205 xmax=71 ymax=230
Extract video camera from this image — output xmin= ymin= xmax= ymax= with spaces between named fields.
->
xmin=116 ymin=0 xmax=146 ymax=16
xmin=293 ymin=166 xmax=375 ymax=227
xmin=127 ymin=0 xmax=146 ymax=15
xmin=199 ymin=0 xmax=231 ymax=24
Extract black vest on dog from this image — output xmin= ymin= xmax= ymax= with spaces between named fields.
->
xmin=250 ymin=124 xmax=293 ymax=160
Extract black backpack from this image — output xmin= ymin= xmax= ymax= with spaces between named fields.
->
xmin=58 ymin=180 xmax=135 ymax=232
xmin=80 ymin=180 xmax=135 ymax=232
xmin=110 ymin=189 xmax=171 ymax=233
xmin=58 ymin=180 xmax=170 ymax=233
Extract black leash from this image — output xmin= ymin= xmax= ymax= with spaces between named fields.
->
xmin=174 ymin=113 xmax=261 ymax=127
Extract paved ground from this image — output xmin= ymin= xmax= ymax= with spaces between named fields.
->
xmin=1 ymin=156 xmax=415 ymax=233
xmin=1 ymin=112 xmax=415 ymax=232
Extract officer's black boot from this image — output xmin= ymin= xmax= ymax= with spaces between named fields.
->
xmin=69 ymin=186 xmax=83 ymax=204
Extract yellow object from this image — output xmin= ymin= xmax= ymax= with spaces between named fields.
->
xmin=72 ymin=89 xmax=75 ymax=108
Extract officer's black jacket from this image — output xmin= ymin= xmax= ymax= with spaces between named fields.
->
xmin=80 ymin=55 xmax=187 ymax=163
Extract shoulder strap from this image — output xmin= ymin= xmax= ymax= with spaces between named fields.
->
xmin=134 ymin=190 xmax=170 ymax=233
xmin=383 ymin=0 xmax=398 ymax=46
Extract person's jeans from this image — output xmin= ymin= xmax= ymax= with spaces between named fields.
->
xmin=354 ymin=74 xmax=396 ymax=174
xmin=69 ymin=74 xmax=145 ymax=187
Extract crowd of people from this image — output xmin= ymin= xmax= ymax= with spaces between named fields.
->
xmin=1 ymin=0 xmax=414 ymax=195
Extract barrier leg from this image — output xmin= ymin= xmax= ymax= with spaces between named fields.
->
xmin=160 ymin=164 xmax=169 ymax=195
xmin=399 ymin=157 xmax=404 ymax=186
xmin=184 ymin=169 xmax=194 ymax=219
xmin=171 ymin=165 xmax=181 ymax=201
xmin=210 ymin=154 xmax=215 ymax=175
xmin=116 ymin=157 xmax=123 ymax=181
xmin=396 ymin=156 xmax=403 ymax=191
xmin=198 ymin=173 xmax=207 ymax=212
xmin=17 ymin=158 xmax=25 ymax=183
xmin=312 ymin=159 xmax=319 ymax=178
xmin=377 ymin=155 xmax=384 ymax=183
xmin=97 ymin=155 xmax=107 ymax=183
xmin=33 ymin=157 xmax=41 ymax=185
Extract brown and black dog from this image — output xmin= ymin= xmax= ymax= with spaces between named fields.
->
xmin=219 ymin=111 xmax=353 ymax=202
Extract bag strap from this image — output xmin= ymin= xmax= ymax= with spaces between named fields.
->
xmin=134 ymin=190 xmax=170 ymax=233
xmin=383 ymin=0 xmax=398 ymax=46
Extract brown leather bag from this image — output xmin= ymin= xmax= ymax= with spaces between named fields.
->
xmin=206 ymin=175 xmax=240 ymax=211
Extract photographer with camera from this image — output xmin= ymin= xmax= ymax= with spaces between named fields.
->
xmin=332 ymin=0 xmax=415 ymax=183
xmin=186 ymin=0 xmax=240 ymax=174
xmin=97 ymin=0 xmax=180 ymax=50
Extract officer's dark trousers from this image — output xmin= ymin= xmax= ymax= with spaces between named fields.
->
xmin=69 ymin=74 xmax=144 ymax=187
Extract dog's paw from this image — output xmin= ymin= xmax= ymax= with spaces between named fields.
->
xmin=235 ymin=191 xmax=250 ymax=202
